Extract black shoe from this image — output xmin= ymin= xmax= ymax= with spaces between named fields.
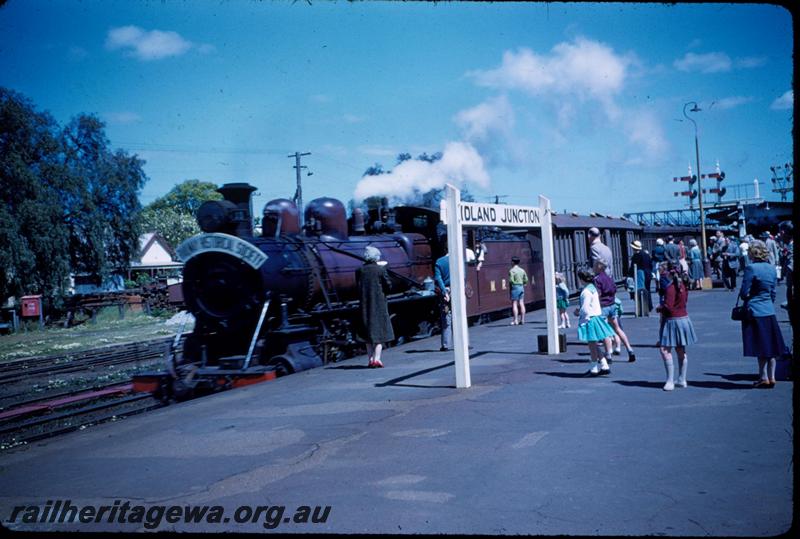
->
xmin=628 ymin=352 xmax=636 ymax=363
xmin=583 ymin=369 xmax=600 ymax=377
xmin=440 ymin=346 xmax=450 ymax=352
xmin=599 ymin=368 xmax=611 ymax=376
xmin=613 ymin=349 xmax=621 ymax=356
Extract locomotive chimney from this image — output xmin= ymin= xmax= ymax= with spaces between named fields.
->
xmin=351 ymin=207 xmax=366 ymax=235
xmin=217 ymin=183 xmax=257 ymax=237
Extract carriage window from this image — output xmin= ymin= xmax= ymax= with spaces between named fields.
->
xmin=413 ymin=215 xmax=428 ymax=228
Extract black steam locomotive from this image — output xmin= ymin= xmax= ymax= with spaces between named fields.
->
xmin=134 ymin=182 xmax=641 ymax=400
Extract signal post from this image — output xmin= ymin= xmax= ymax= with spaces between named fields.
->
xmin=441 ymin=184 xmax=559 ymax=389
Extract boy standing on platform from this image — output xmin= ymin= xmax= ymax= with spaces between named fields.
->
xmin=509 ymin=256 xmax=528 ymax=325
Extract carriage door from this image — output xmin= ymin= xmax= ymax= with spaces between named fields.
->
xmin=555 ymin=231 xmax=577 ymax=293
xmin=624 ymin=230 xmax=636 ymax=277
xmin=573 ymin=230 xmax=588 ymax=284
xmin=605 ymin=229 xmax=623 ymax=278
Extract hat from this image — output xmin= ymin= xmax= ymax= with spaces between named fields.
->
xmin=588 ymin=227 xmax=600 ymax=237
xmin=656 ymin=238 xmax=664 ymax=246
xmin=630 ymin=240 xmax=642 ymax=250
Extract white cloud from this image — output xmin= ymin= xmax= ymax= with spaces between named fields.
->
xmin=468 ymin=37 xmax=630 ymax=118
xmin=343 ymin=113 xmax=366 ymax=124
xmin=622 ymin=109 xmax=669 ymax=161
xmin=686 ymin=38 xmax=703 ymax=50
xmin=104 ymin=111 xmax=142 ymax=125
xmin=453 ymin=95 xmax=529 ymax=168
xmin=197 ymin=43 xmax=217 ymax=55
xmin=713 ymin=96 xmax=754 ymax=110
xmin=106 ymin=26 xmax=209 ymax=61
xmin=454 ymin=95 xmax=514 ymax=143
xmin=353 ymin=142 xmax=489 ymax=201
xmin=673 ymin=52 xmax=732 ymax=73
xmin=735 ymin=56 xmax=767 ymax=69
xmin=771 ymin=90 xmax=793 ymax=110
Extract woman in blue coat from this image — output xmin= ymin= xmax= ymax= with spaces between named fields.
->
xmin=739 ymin=240 xmax=787 ymax=387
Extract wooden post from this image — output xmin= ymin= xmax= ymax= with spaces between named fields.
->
xmin=445 ymin=184 xmax=471 ymax=389
xmin=539 ymin=195 xmax=560 ymax=355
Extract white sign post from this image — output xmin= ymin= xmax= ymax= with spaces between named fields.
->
xmin=444 ymin=185 xmax=471 ymax=389
xmin=442 ymin=185 xmax=560 ymax=390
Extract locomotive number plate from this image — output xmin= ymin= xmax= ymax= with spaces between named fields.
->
xmin=176 ymin=233 xmax=268 ymax=269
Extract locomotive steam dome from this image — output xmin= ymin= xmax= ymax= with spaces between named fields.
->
xmin=197 ymin=183 xmax=257 ymax=237
xmin=262 ymin=198 xmax=300 ymax=237
xmin=197 ymin=200 xmax=238 ymax=233
xmin=304 ymin=197 xmax=347 ymax=239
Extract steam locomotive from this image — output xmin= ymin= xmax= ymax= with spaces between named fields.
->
xmin=134 ymin=182 xmax=641 ymax=400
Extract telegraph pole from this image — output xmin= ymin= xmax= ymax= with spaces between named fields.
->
xmin=288 ymin=151 xmax=311 ymax=225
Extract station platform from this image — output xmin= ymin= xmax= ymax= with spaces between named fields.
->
xmin=0 ymin=285 xmax=794 ymax=535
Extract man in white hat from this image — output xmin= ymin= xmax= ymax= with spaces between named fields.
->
xmin=630 ymin=240 xmax=653 ymax=294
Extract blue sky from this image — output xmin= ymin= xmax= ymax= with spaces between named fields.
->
xmin=1 ymin=1 xmax=793 ymax=215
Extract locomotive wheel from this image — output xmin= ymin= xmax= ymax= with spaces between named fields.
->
xmin=268 ymin=356 xmax=294 ymax=377
xmin=171 ymin=378 xmax=195 ymax=402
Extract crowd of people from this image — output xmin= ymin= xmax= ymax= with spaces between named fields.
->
xmin=356 ymin=222 xmax=792 ymax=391
xmin=573 ymin=223 xmax=792 ymax=389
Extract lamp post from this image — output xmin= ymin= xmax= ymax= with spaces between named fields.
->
xmin=683 ymin=101 xmax=712 ymax=283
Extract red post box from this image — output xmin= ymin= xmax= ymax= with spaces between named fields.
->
xmin=21 ymin=295 xmax=42 ymax=317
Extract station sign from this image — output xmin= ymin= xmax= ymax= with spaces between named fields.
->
xmin=441 ymin=201 xmax=543 ymax=228
xmin=176 ymin=233 xmax=268 ymax=269
xmin=441 ymin=186 xmax=559 ymax=390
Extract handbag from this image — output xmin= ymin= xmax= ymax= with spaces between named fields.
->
xmin=731 ymin=297 xmax=748 ymax=321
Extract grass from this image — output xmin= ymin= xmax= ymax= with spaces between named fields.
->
xmin=0 ymin=307 xmax=193 ymax=362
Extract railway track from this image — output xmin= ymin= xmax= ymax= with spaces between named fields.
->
xmin=0 ymin=336 xmax=187 ymax=450
xmin=0 ymin=336 xmax=185 ymax=385
xmin=0 ymin=388 xmax=165 ymax=449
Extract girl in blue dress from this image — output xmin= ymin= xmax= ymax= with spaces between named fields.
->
xmin=574 ymin=268 xmax=615 ymax=376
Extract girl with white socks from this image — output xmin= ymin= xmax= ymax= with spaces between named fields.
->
xmin=575 ymin=268 xmax=615 ymax=376
xmin=656 ymin=265 xmax=697 ymax=390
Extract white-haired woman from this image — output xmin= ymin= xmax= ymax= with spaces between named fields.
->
xmin=356 ymin=246 xmax=394 ymax=368
xmin=688 ymin=239 xmax=703 ymax=290
xmin=739 ymin=240 xmax=787 ymax=387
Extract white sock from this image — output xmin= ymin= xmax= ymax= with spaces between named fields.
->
xmin=677 ymin=355 xmax=688 ymax=387
xmin=663 ymin=359 xmax=675 ymax=390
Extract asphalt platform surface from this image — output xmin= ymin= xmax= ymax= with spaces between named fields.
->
xmin=0 ymin=285 xmax=794 ymax=536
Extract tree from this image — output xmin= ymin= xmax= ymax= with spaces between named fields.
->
xmin=0 ymin=88 xmax=147 ymax=307
xmin=139 ymin=206 xmax=200 ymax=249
xmin=0 ymin=87 xmax=72 ymax=306
xmin=138 ymin=179 xmax=222 ymax=247
xmin=62 ymin=114 xmax=147 ymax=279
xmin=145 ymin=179 xmax=222 ymax=216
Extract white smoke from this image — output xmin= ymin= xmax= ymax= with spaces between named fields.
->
xmin=353 ymin=141 xmax=490 ymax=201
